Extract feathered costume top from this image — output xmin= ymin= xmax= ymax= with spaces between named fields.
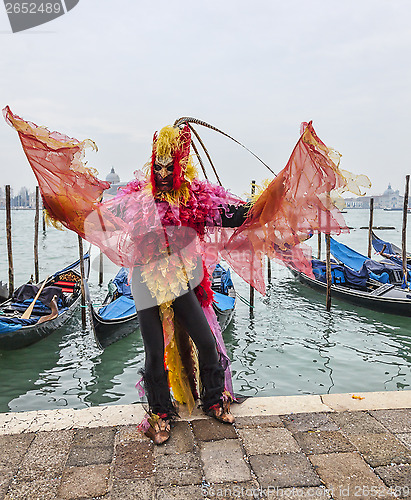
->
xmin=3 ymin=107 xmax=370 ymax=411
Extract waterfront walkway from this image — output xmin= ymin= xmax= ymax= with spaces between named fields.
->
xmin=0 ymin=391 xmax=410 ymax=499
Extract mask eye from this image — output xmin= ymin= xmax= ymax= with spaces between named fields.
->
xmin=153 ymin=164 xmax=161 ymax=171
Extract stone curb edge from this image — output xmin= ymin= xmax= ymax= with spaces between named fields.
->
xmin=0 ymin=390 xmax=409 ymax=435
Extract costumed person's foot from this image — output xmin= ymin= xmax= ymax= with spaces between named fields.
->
xmin=138 ymin=413 xmax=171 ymax=445
xmin=205 ymin=394 xmax=235 ymax=424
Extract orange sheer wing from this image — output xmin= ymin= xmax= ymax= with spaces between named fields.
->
xmin=223 ymin=122 xmax=357 ymax=292
xmin=3 ymin=106 xmax=110 ymax=237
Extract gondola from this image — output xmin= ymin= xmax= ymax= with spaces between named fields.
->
xmin=89 ymin=267 xmax=138 ymax=349
xmin=211 ymin=263 xmax=236 ymax=331
xmin=90 ymin=263 xmax=236 ymax=348
xmin=0 ymin=253 xmax=90 ymax=350
xmin=287 ymin=238 xmax=411 ymax=317
xmin=371 ymin=231 xmax=411 ymax=262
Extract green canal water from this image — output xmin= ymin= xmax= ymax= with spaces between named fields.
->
xmin=0 ymin=209 xmax=410 ymax=413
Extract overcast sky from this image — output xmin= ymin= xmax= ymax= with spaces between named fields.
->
xmin=1 ymin=0 xmax=410 ymax=198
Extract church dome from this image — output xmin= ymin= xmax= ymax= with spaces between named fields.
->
xmin=383 ymin=183 xmax=394 ymax=196
xmin=106 ymin=167 xmax=120 ymax=184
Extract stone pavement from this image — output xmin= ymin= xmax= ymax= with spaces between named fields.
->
xmin=0 ymin=391 xmax=410 ymax=499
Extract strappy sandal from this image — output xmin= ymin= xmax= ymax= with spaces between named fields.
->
xmin=138 ymin=413 xmax=171 ymax=445
xmin=206 ymin=396 xmax=235 ymax=424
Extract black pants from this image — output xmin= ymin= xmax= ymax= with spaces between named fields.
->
xmin=137 ymin=289 xmax=225 ymax=416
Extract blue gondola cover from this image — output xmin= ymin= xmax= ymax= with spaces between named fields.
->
xmin=112 ymin=268 xmax=133 ymax=298
xmin=98 ymin=295 xmax=136 ymax=320
xmin=213 ymin=291 xmax=235 ymax=311
xmin=0 ymin=321 xmax=23 ymax=333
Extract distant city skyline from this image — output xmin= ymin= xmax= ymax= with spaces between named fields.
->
xmin=1 ymin=177 xmax=407 ymax=200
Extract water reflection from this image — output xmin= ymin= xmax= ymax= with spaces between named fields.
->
xmin=229 ymin=269 xmax=411 ymax=398
xmin=0 ymin=327 xmax=63 ymax=412
xmin=86 ymin=330 xmax=144 ymax=406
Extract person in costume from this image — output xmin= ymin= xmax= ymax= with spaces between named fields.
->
xmin=3 ymin=106 xmax=371 ymax=445
xmin=127 ymin=123 xmax=249 ymax=444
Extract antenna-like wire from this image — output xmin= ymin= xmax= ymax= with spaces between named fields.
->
xmin=174 ymin=116 xmax=275 ymax=175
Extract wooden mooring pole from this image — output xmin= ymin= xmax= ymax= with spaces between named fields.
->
xmin=5 ymin=185 xmax=14 ymax=298
xmin=317 ymin=208 xmax=321 ymax=260
xmin=325 ymin=188 xmax=332 ymax=311
xmin=249 ymin=180 xmax=256 ymax=316
xmin=267 ymin=257 xmax=271 ymax=284
xmin=402 ymin=176 xmax=409 ymax=287
xmin=325 ymin=233 xmax=332 ymax=311
xmin=368 ymin=197 xmax=374 ymax=258
xmin=42 ymin=204 xmax=46 ymax=232
xmin=34 ymin=186 xmax=40 ymax=283
xmin=317 ymin=233 xmax=321 ymax=260
xmin=99 ymin=250 xmax=104 ymax=286
xmin=78 ymin=235 xmax=87 ymax=329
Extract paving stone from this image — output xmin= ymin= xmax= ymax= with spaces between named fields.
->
xmin=57 ymin=464 xmax=110 ymax=499
xmin=199 ymin=439 xmax=251 ymax=483
xmin=153 ymin=421 xmax=194 ymax=456
xmin=155 ymin=451 xmax=201 ymax=469
xmin=374 ymin=464 xmax=411 ymax=496
xmin=329 ymin=411 xmax=387 ymax=435
xmin=156 ymin=484 xmax=204 ymax=499
xmin=347 ymin=432 xmax=411 ymax=467
xmin=33 ymin=429 xmax=75 ymax=448
xmin=309 ymin=452 xmax=390 ymax=499
xmin=250 ymin=453 xmax=321 ymax=489
xmin=66 ymin=445 xmax=113 ymax=466
xmin=111 ymin=478 xmax=154 ymax=500
xmin=370 ymin=409 xmax=411 ymax=433
xmin=5 ymin=476 xmax=61 ymax=500
xmin=281 ymin=412 xmax=339 ymax=433
xmin=397 ymin=433 xmax=411 ymax=448
xmin=192 ymin=418 xmax=237 ymax=441
xmin=293 ymin=431 xmax=356 ymax=455
xmin=154 ymin=465 xmax=203 ymax=487
xmin=115 ymin=424 xmax=146 ymax=445
xmin=113 ymin=440 xmax=154 ymax=480
xmin=238 ymin=427 xmax=301 ymax=455
xmin=234 ymin=415 xmax=284 ymax=429
xmin=0 ymin=433 xmax=35 ymax=469
xmin=14 ymin=429 xmax=74 ymax=482
xmin=14 ymin=446 xmax=69 ymax=482
xmin=72 ymin=426 xmax=116 ymax=447
xmin=266 ymin=486 xmax=333 ymax=499
xmin=203 ymin=480 xmax=261 ymax=499
xmin=0 ymin=468 xmax=15 ymax=498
